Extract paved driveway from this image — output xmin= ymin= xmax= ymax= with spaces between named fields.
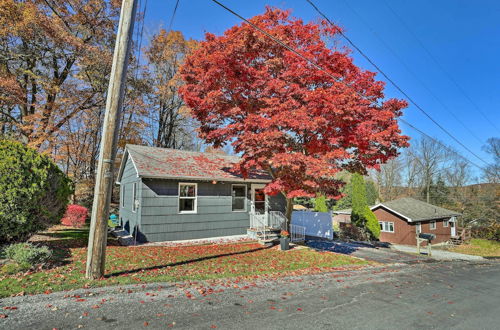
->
xmin=305 ymin=239 xmax=431 ymax=264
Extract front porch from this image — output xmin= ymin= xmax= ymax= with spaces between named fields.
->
xmin=247 ymin=210 xmax=305 ymax=245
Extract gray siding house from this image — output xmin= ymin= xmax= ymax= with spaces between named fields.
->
xmin=116 ymin=145 xmax=286 ymax=242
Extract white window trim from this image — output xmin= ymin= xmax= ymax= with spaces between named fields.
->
xmin=132 ymin=182 xmax=137 ymax=213
xmin=231 ymin=184 xmax=247 ymax=212
xmin=379 ymin=221 xmax=395 ymax=233
xmin=430 ymin=220 xmax=436 ymax=230
xmin=251 ymin=184 xmax=268 ymax=214
xmin=121 ymin=185 xmax=125 ymax=208
xmin=178 ymin=182 xmax=197 ymax=214
xmin=416 ymin=223 xmax=422 ymax=234
xmin=443 ymin=220 xmax=449 ymax=227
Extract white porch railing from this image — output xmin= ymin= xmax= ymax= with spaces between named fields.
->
xmin=250 ymin=213 xmax=268 ymax=240
xmin=269 ymin=211 xmax=287 ymax=230
xmin=290 ymin=224 xmax=306 ymax=242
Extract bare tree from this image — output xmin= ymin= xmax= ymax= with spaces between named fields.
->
xmin=483 ymin=137 xmax=500 ymax=183
xmin=407 ymin=137 xmax=449 ymax=203
xmin=376 ymin=158 xmax=403 ymax=201
xmin=401 ymin=148 xmax=420 ymax=196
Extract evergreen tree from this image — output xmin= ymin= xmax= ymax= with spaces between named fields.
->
xmin=333 ymin=176 xmax=379 ymax=210
xmin=351 ymin=173 xmax=381 ymax=240
xmin=313 ymin=194 xmax=329 ymax=212
xmin=422 ymin=176 xmax=450 ymax=206
xmin=365 ymin=180 xmax=379 ymax=205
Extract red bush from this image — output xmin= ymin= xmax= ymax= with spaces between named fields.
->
xmin=61 ymin=204 xmax=88 ymax=228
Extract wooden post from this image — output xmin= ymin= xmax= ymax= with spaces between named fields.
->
xmin=85 ymin=0 xmax=138 ymax=279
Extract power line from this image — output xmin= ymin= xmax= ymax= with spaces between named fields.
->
xmin=167 ymin=0 xmax=180 ymax=33
xmin=339 ymin=0 xmax=484 ymax=146
xmin=208 ymin=0 xmax=488 ymax=172
xmin=209 ymin=0 xmax=354 ymax=87
xmin=399 ymin=119 xmax=484 ymax=170
xmin=305 ymin=0 xmax=490 ymax=167
xmin=382 ymin=0 xmax=500 ymax=134
xmin=133 ymin=0 xmax=148 ymax=81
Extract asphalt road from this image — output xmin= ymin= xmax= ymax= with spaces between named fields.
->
xmin=1 ymin=260 xmax=499 ymax=330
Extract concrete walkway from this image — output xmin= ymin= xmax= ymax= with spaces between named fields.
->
xmin=391 ymin=244 xmax=484 ymax=261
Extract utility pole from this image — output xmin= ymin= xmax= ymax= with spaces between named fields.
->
xmin=86 ymin=0 xmax=138 ymax=279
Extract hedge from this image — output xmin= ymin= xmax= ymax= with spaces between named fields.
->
xmin=0 ymin=139 xmax=72 ymax=243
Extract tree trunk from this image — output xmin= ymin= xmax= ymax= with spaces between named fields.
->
xmin=285 ymin=197 xmax=293 ymax=232
xmin=426 ymin=180 xmax=430 ymax=204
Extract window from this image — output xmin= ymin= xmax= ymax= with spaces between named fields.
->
xmin=379 ymin=221 xmax=394 ymax=233
xmin=179 ymin=183 xmax=197 ymax=213
xmin=430 ymin=220 xmax=436 ymax=230
xmin=443 ymin=220 xmax=449 ymax=227
xmin=121 ymin=185 xmax=125 ymax=208
xmin=416 ymin=223 xmax=422 ymax=234
xmin=132 ymin=183 xmax=137 ymax=212
xmin=232 ymin=184 xmax=247 ymax=212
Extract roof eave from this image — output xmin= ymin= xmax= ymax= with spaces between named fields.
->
xmin=139 ymin=174 xmax=272 ymax=183
xmin=412 ymin=214 xmax=462 ymax=222
xmin=370 ymin=203 xmax=414 ymax=222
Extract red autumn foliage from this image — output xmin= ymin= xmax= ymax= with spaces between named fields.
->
xmin=180 ymin=7 xmax=409 ymax=216
xmin=61 ymin=204 xmax=88 ymax=228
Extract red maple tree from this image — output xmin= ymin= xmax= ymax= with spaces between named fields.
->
xmin=180 ymin=8 xmax=409 ymax=220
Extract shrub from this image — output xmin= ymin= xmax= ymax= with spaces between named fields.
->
xmin=351 ymin=173 xmax=380 ymax=240
xmin=0 ymin=139 xmax=72 ymax=243
xmin=338 ymin=223 xmax=370 ymax=241
xmin=471 ymin=224 xmax=500 ymax=241
xmin=0 ymin=262 xmax=28 ymax=275
xmin=3 ymin=243 xmax=52 ymax=268
xmin=313 ymin=194 xmax=329 ymax=213
xmin=61 ymin=204 xmax=88 ymax=228
xmin=364 ymin=207 xmax=381 ymax=240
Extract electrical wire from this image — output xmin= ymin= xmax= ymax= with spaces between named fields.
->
xmin=305 ymin=0 xmax=490 ymax=167
xmin=167 ymin=0 xmax=181 ymax=33
xmin=382 ymin=0 xmax=500 ymax=134
xmin=208 ymin=0 xmax=488 ymax=171
xmin=339 ymin=0 xmax=485 ymax=146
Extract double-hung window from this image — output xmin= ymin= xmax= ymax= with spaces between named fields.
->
xmin=179 ymin=183 xmax=197 ymax=213
xmin=379 ymin=221 xmax=395 ymax=233
xmin=232 ymin=185 xmax=247 ymax=212
xmin=416 ymin=223 xmax=422 ymax=234
xmin=430 ymin=220 xmax=436 ymax=230
xmin=443 ymin=220 xmax=449 ymax=227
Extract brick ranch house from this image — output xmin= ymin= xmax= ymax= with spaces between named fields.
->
xmin=333 ymin=198 xmax=461 ymax=245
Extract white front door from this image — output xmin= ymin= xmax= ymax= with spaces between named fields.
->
xmin=450 ymin=217 xmax=456 ymax=236
xmin=251 ymin=184 xmax=267 ymax=214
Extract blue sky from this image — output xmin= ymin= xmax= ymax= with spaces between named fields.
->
xmin=143 ymin=0 xmax=500 ymax=174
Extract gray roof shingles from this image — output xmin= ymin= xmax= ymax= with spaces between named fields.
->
xmin=333 ymin=197 xmax=460 ymax=222
xmin=122 ymin=144 xmax=271 ymax=182
xmin=378 ymin=197 xmax=461 ymax=222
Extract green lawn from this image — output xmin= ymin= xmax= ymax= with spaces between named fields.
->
xmin=449 ymin=239 xmax=500 ymax=257
xmin=0 ymin=226 xmax=368 ymax=298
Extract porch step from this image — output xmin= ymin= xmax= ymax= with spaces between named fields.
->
xmin=257 ymin=237 xmax=280 ymax=247
xmin=449 ymin=238 xmax=464 ymax=246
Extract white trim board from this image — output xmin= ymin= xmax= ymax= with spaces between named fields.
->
xmin=371 ymin=204 xmax=413 ymax=222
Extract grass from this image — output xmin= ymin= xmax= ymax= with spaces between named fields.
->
xmin=449 ymin=239 xmax=500 ymax=257
xmin=0 ymin=226 xmax=368 ymax=298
